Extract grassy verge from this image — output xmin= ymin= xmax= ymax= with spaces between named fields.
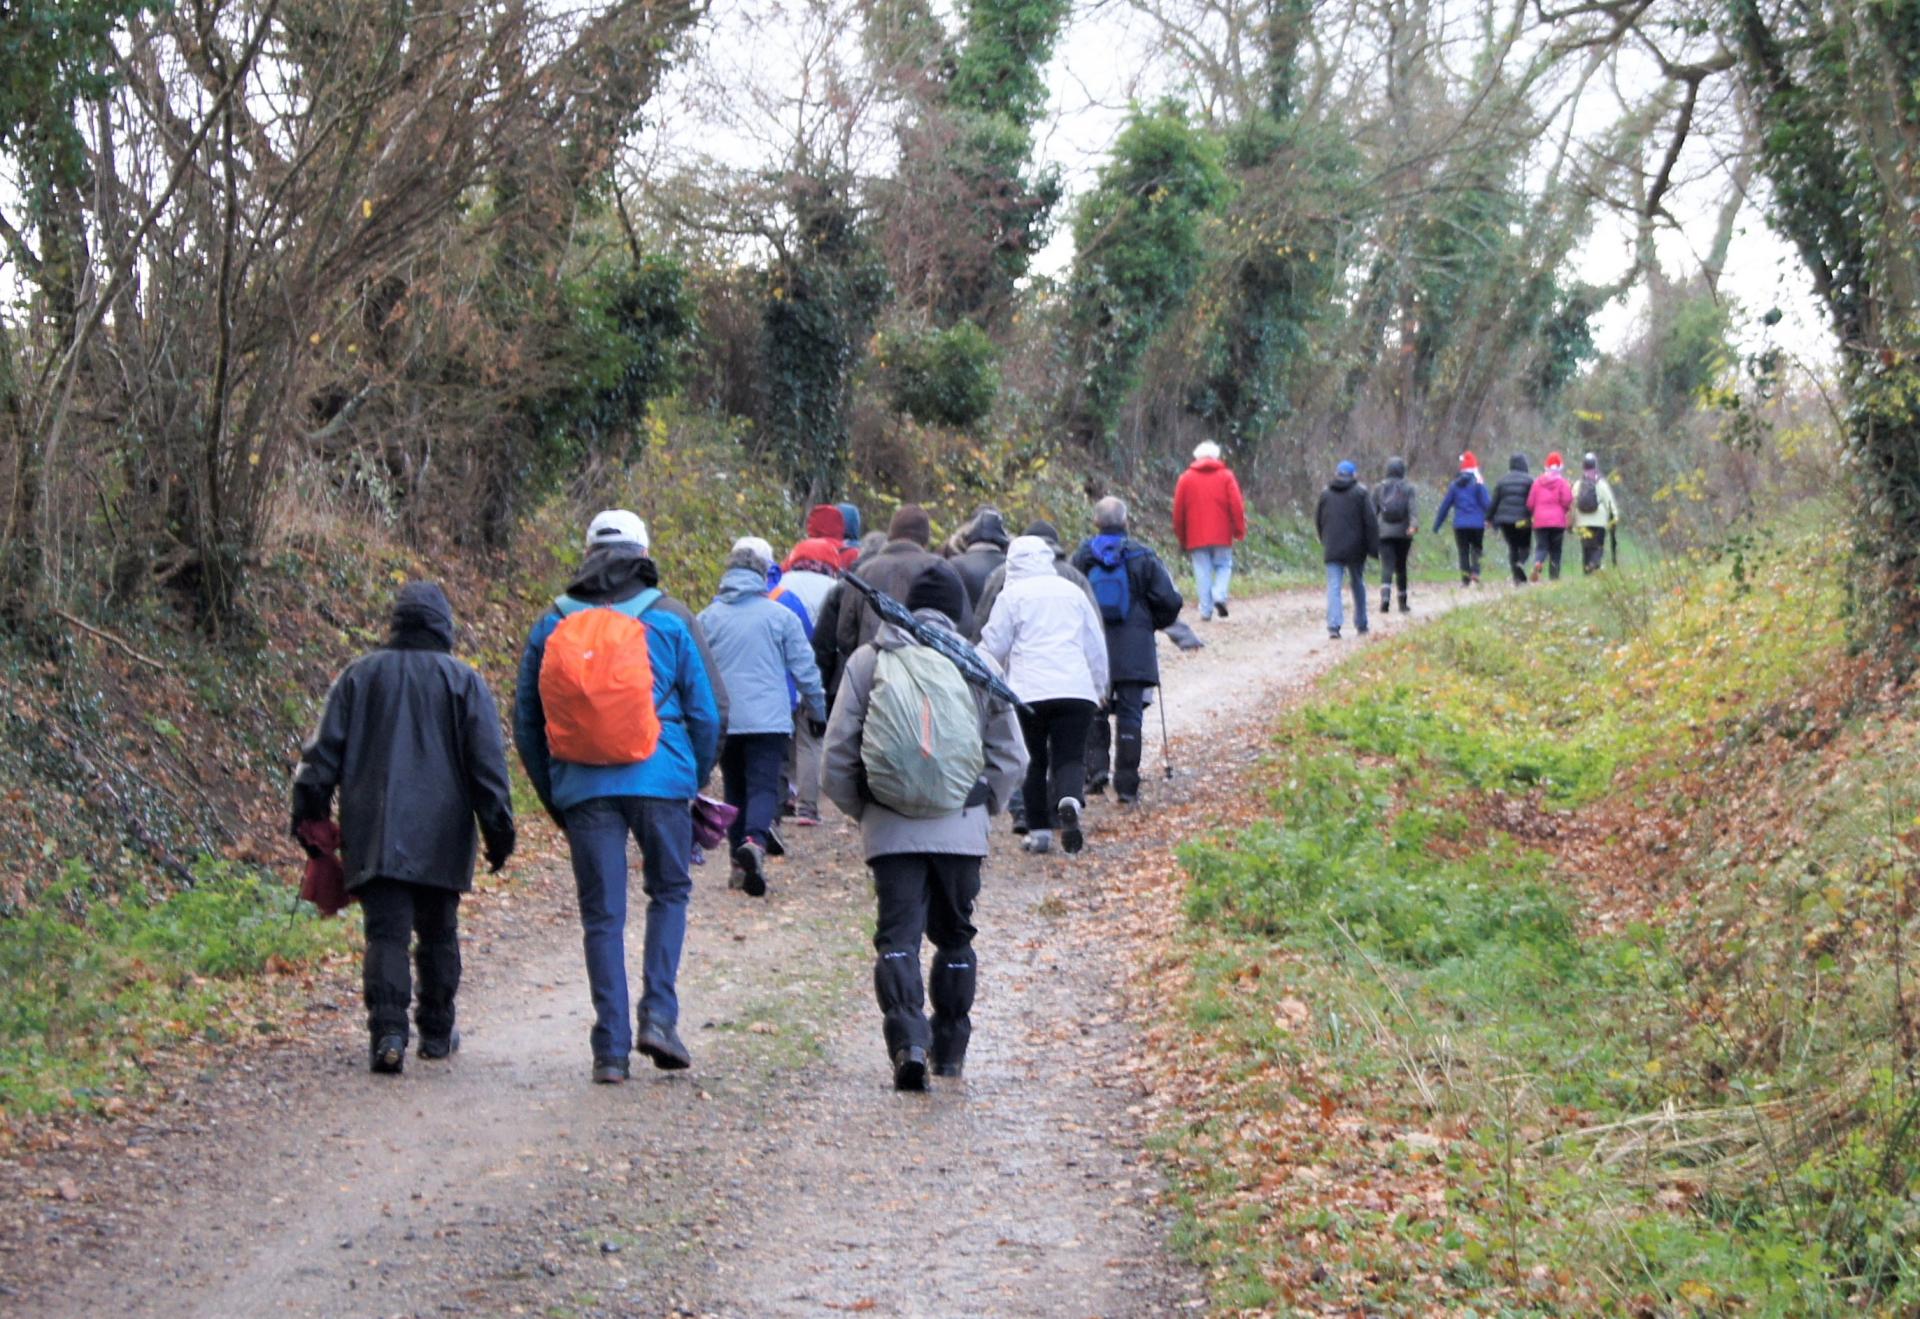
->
xmin=1159 ymin=523 xmax=1920 ymax=1313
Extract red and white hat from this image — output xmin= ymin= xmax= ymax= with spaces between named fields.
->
xmin=1546 ymin=451 xmax=1565 ymax=470
xmin=1459 ymin=450 xmax=1479 ymax=472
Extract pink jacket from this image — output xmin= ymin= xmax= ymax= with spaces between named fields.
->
xmin=1527 ymin=471 xmax=1574 ymax=529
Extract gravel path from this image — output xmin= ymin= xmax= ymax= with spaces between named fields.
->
xmin=0 ymin=587 xmax=1435 ymax=1317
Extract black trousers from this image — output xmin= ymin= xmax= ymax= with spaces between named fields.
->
xmin=720 ymin=732 xmax=789 ymax=849
xmin=1579 ymin=526 xmax=1607 ymax=574
xmin=1533 ymin=527 xmax=1566 ymax=580
xmin=1453 ymin=527 xmax=1484 ymax=580
xmin=1018 ymin=697 xmax=1096 ymax=831
xmin=1499 ymin=524 xmax=1530 ymax=582
xmin=1087 ymin=681 xmax=1149 ymax=800
xmin=869 ymin=852 xmax=981 ymax=1065
xmin=1379 ymin=537 xmax=1412 ymax=599
xmin=360 ymin=878 xmax=461 ymax=1045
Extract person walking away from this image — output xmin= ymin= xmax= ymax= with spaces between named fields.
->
xmin=835 ymin=502 xmax=865 ymax=570
xmin=1371 ymin=457 xmax=1417 ymax=614
xmin=1172 ymin=441 xmax=1247 ymax=621
xmin=1433 ymin=451 xmax=1493 ymax=586
xmin=1572 ymin=453 xmax=1620 ymax=574
xmin=979 ymin=536 xmax=1108 ymax=856
xmin=699 ymin=544 xmax=826 ymax=894
xmin=949 ymin=509 xmax=1011 ymax=605
xmin=293 ymin=582 xmax=516 ymax=1074
xmin=1526 ymin=452 xmax=1575 ymax=581
xmin=971 ymin=520 xmax=1096 ymax=639
xmin=1316 ymin=460 xmax=1379 ymax=638
xmin=513 ymin=511 xmax=724 ymax=1083
xmin=1488 ymin=454 xmax=1534 ymax=585
xmin=834 ymin=505 xmax=975 ymax=655
xmin=821 ymin=565 xmax=1027 ymax=1089
xmin=1070 ymin=497 xmax=1183 ymax=805
xmin=779 ymin=529 xmax=843 ymax=826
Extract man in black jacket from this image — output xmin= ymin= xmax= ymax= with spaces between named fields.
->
xmin=1071 ymin=497 xmax=1183 ymax=805
xmin=1316 ymin=461 xmax=1379 ymax=638
xmin=292 ymin=582 xmax=516 ymax=1074
xmin=1488 ymin=453 xmax=1534 ymax=585
xmin=948 ymin=508 xmax=1010 ymax=606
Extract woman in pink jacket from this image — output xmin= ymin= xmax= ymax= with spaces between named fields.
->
xmin=1526 ymin=452 xmax=1575 ymax=581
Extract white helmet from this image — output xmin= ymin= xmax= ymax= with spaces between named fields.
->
xmin=585 ymin=509 xmax=649 ymax=554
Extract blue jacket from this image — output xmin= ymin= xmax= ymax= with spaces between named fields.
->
xmin=698 ymin=568 xmax=825 ymax=735
xmin=1432 ymin=473 xmax=1492 ymax=533
xmin=513 ymin=587 xmax=722 ymax=811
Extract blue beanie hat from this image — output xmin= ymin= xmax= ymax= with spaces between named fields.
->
xmin=1336 ymin=460 xmax=1357 ymax=478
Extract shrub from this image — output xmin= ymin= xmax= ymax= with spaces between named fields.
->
xmin=876 ymin=322 xmax=1002 ymax=429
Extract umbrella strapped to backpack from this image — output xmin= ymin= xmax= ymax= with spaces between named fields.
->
xmin=841 ymin=571 xmax=1030 ymax=715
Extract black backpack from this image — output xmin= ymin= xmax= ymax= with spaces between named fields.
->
xmin=1576 ymin=478 xmax=1600 ymax=515
xmin=1380 ymin=481 xmax=1412 ymax=524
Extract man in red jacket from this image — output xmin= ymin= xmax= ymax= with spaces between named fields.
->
xmin=1172 ymin=441 xmax=1248 ymax=621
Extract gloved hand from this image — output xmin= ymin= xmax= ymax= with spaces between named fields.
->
xmin=484 ymin=823 xmax=517 ymax=874
xmin=291 ymin=814 xmax=324 ymax=859
xmin=807 ymin=717 xmax=828 ymax=738
xmin=964 ymin=778 xmax=992 ymax=810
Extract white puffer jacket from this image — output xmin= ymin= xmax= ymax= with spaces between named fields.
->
xmin=978 ymin=537 xmax=1110 ymax=704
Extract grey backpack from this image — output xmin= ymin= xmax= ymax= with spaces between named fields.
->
xmin=861 ymin=645 xmax=985 ymax=817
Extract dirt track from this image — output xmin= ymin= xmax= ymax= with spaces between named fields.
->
xmin=0 ymin=586 xmax=1437 ymax=1317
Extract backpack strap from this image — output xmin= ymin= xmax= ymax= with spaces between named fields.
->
xmin=554 ymin=587 xmax=663 ymax=619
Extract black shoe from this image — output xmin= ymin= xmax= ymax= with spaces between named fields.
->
xmin=418 ymin=1029 xmax=460 ymax=1060
xmin=1057 ymin=797 xmax=1084 ymax=855
xmin=636 ymin=1017 xmax=691 ymax=1071
xmin=1086 ymin=775 xmax=1109 ymax=797
xmin=1399 ymin=597 xmax=1411 ymax=614
xmin=764 ymin=827 xmax=787 ymax=859
xmin=733 ymin=842 xmax=767 ymax=897
xmin=1329 ymin=628 xmax=1342 ymax=639
xmin=1380 ymin=593 xmax=1391 ymax=613
xmin=1215 ymin=601 xmax=1228 ymax=619
xmin=592 ymin=1055 xmax=630 ymax=1085
xmin=931 ymin=1059 xmax=965 ymax=1079
xmin=370 ymin=1034 xmax=406 ymax=1074
xmin=892 ymin=1046 xmax=928 ymax=1091
xmin=1115 ymin=793 xmax=1138 ymax=808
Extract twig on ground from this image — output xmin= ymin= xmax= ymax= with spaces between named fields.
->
xmin=51 ymin=608 xmax=166 ymax=671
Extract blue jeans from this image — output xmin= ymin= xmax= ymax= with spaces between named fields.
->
xmin=1326 ymin=561 xmax=1368 ymax=633
xmin=1189 ymin=546 xmax=1234 ymax=618
xmin=719 ymin=732 xmax=788 ymax=850
xmin=562 ymin=797 xmax=694 ymax=1062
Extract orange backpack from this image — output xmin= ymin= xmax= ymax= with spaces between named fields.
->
xmin=539 ymin=590 xmax=663 ymax=766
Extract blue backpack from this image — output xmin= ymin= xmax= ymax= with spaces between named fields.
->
xmin=1087 ymin=547 xmax=1134 ymax=626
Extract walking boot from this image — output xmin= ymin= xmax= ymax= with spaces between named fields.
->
xmin=732 ymin=841 xmax=767 ymax=897
xmin=892 ymin=1045 xmax=929 ymax=1092
xmin=1380 ymin=589 xmax=1392 ymax=614
xmin=418 ymin=1029 xmax=460 ymax=1060
xmin=636 ymin=1016 xmax=692 ymax=1071
xmin=592 ymin=1056 xmax=630 ymax=1085
xmin=1215 ymin=601 xmax=1229 ymax=619
xmin=370 ymin=1034 xmax=406 ymax=1075
xmin=1057 ymin=798 xmax=1084 ymax=855
xmin=1399 ymin=594 xmax=1411 ymax=614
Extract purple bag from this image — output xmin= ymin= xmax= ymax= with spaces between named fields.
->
xmin=692 ymin=795 xmax=739 ymax=850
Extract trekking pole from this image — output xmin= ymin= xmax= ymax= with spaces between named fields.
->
xmin=1158 ymin=684 xmax=1173 ymax=779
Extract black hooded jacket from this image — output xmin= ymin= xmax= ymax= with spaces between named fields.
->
xmin=1489 ymin=454 xmax=1534 ymax=527
xmin=292 ymin=583 xmax=514 ymax=893
xmin=950 ymin=511 xmax=1011 ymax=605
xmin=1316 ymin=474 xmax=1380 ymax=565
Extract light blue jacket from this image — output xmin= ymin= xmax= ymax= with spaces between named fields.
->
xmin=513 ymin=591 xmax=722 ymax=810
xmin=698 ymin=569 xmax=826 ymax=735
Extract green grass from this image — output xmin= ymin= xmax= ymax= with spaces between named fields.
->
xmin=1163 ymin=522 xmax=1920 ymax=1313
xmin=0 ymin=859 xmax=348 ymax=1115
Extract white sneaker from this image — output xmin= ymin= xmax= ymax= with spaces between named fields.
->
xmin=1022 ymin=830 xmax=1053 ymax=854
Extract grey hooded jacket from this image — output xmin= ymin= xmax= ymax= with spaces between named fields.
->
xmin=697 ymin=567 xmax=825 ymax=736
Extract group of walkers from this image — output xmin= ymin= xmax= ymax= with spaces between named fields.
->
xmin=287 ymin=440 xmax=1611 ymax=1092
xmin=291 ymin=494 xmax=1192 ymax=1094
xmin=1314 ymin=449 xmax=1623 ymax=637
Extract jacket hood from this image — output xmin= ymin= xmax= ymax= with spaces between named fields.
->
xmin=1452 ymin=470 xmax=1478 ymax=488
xmin=1508 ymin=454 xmax=1531 ymax=473
xmin=1188 ymin=456 xmax=1226 ymax=473
xmin=836 ymin=502 xmax=863 ymax=541
xmin=1006 ymin=536 xmax=1055 ymax=580
xmin=1386 ymin=458 xmax=1407 ymax=479
xmin=785 ymin=536 xmax=844 ymax=576
xmin=966 ymin=510 xmax=1010 ymax=550
xmin=805 ymin=504 xmax=846 ymax=540
xmin=1328 ymin=473 xmax=1358 ymax=493
xmin=715 ymin=566 xmax=770 ymax=603
xmin=566 ymin=545 xmax=660 ymax=604
xmin=389 ymin=581 xmax=455 ymax=652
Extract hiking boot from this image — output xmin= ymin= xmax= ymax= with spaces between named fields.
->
xmin=370 ymin=1035 xmax=406 ymax=1075
xmin=794 ymin=807 xmax=820 ymax=828
xmin=1115 ymin=793 xmax=1138 ymax=808
xmin=1057 ymin=798 xmax=1084 ymax=855
xmin=892 ymin=1046 xmax=928 ymax=1092
xmin=1380 ymin=590 xmax=1391 ymax=613
xmin=931 ymin=1059 xmax=965 ymax=1079
xmin=1329 ymin=628 xmax=1342 ymax=640
xmin=636 ymin=1017 xmax=692 ymax=1071
xmin=1399 ymin=596 xmax=1411 ymax=614
xmin=418 ymin=1029 xmax=460 ymax=1060
xmin=764 ymin=827 xmax=787 ymax=859
xmin=592 ymin=1056 xmax=630 ymax=1085
xmin=1215 ymin=601 xmax=1229 ymax=619
xmin=1022 ymin=830 xmax=1052 ymax=854
xmin=733 ymin=841 xmax=767 ymax=897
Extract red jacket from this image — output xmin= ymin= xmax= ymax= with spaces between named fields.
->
xmin=1172 ymin=458 xmax=1248 ymax=550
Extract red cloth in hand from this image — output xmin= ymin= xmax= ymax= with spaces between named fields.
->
xmin=296 ymin=819 xmax=352 ymax=917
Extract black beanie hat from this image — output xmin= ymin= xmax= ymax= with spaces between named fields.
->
xmin=1024 ymin=518 xmax=1061 ymax=547
xmin=888 ymin=504 xmax=933 ymax=547
xmin=904 ymin=562 xmax=968 ymax=625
